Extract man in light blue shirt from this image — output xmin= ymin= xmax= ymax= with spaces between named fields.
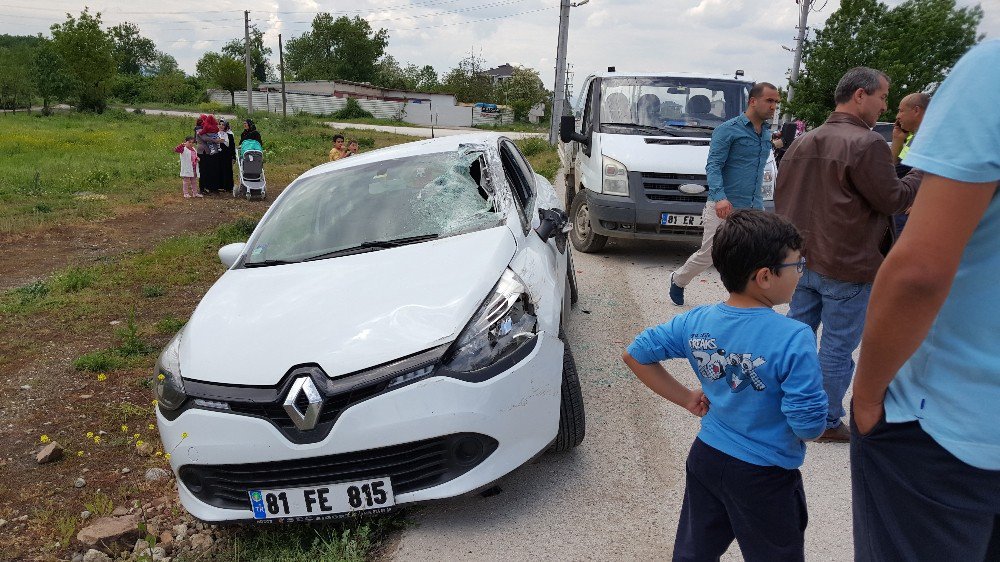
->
xmin=670 ymin=82 xmax=778 ymax=306
xmin=851 ymin=40 xmax=1000 ymax=561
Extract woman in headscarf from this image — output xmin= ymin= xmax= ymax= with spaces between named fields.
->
xmin=219 ymin=118 xmax=236 ymax=195
xmin=240 ymin=119 xmax=262 ymax=148
xmin=196 ymin=114 xmax=224 ymax=193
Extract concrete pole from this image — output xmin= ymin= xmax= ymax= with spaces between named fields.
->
xmin=783 ymin=0 xmax=811 ymax=122
xmin=244 ymin=11 xmax=253 ymax=115
xmin=279 ymin=33 xmax=287 ymax=118
xmin=549 ymin=0 xmax=571 ymax=145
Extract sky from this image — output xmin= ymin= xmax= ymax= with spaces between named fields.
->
xmin=1 ymin=0 xmax=997 ymax=100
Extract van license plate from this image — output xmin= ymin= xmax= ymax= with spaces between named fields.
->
xmin=249 ymin=477 xmax=395 ymax=519
xmin=661 ymin=213 xmax=703 ymax=227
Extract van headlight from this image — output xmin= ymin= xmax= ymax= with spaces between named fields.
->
xmin=602 ymin=156 xmax=629 ymax=196
xmin=442 ymin=269 xmax=538 ymax=375
xmin=154 ymin=330 xmax=187 ymax=411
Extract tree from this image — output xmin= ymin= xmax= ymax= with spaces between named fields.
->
xmin=33 ymin=39 xmax=72 ymax=111
xmin=285 ymin=14 xmax=388 ymax=82
xmin=411 ymin=65 xmax=439 ymax=91
xmin=199 ymin=52 xmax=246 ymax=106
xmin=440 ymin=52 xmax=494 ymax=103
xmin=786 ymin=0 xmax=982 ymax=126
xmin=50 ymin=8 xmax=116 ymax=112
xmin=499 ymin=66 xmax=548 ymax=121
xmin=221 ymin=24 xmax=273 ymax=82
xmin=0 ymin=46 xmax=35 ymax=110
xmin=373 ymin=56 xmax=439 ymax=91
xmin=149 ymin=51 xmax=179 ymax=76
xmin=109 ymin=22 xmax=157 ymax=75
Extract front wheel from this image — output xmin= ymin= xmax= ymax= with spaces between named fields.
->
xmin=569 ymin=191 xmax=608 ymax=253
xmin=549 ymin=329 xmax=585 ymax=453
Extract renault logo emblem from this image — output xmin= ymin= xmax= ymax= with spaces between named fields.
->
xmin=283 ymin=376 xmax=324 ymax=431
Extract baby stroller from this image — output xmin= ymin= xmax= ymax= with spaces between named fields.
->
xmin=235 ymin=140 xmax=266 ymax=200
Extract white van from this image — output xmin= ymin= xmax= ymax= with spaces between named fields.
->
xmin=559 ymin=71 xmax=776 ymax=252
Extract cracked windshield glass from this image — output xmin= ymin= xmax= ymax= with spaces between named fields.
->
xmin=244 ymin=150 xmax=501 ymax=265
xmin=600 ymin=77 xmax=750 ymax=137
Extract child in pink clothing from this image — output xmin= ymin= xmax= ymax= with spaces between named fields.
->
xmin=175 ymin=136 xmax=202 ymax=198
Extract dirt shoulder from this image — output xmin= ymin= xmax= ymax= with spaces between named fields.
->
xmin=0 ymin=189 xmax=280 ymax=293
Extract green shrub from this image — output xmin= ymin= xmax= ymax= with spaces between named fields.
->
xmin=115 ymin=311 xmax=153 ymax=357
xmin=73 ymin=350 xmax=123 ymax=372
xmin=15 ymin=281 xmax=49 ymax=303
xmin=216 ymin=215 xmax=259 ymax=244
xmin=54 ymin=268 xmax=95 ymax=293
xmin=516 ymin=137 xmax=550 ymax=157
xmin=333 ymin=98 xmax=374 ymax=120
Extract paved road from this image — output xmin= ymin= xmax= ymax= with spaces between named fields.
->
xmin=124 ymin=108 xmax=544 ymax=140
xmin=388 ymin=178 xmax=853 ymax=561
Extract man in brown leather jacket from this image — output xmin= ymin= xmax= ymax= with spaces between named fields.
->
xmin=774 ymin=67 xmax=922 ymax=442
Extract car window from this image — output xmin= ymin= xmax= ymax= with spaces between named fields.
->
xmin=243 ymin=150 xmax=502 ymax=264
xmin=499 ymin=141 xmax=533 ymax=231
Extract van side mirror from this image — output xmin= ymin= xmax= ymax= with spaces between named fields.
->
xmin=219 ymin=242 xmax=247 ymax=268
xmin=560 ymin=115 xmax=589 ymax=145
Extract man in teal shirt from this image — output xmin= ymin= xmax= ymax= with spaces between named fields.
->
xmin=670 ymin=82 xmax=779 ymax=306
xmin=852 ymin=40 xmax=1000 ymax=561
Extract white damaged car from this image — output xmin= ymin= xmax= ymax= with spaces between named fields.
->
xmin=154 ymin=134 xmax=584 ymax=522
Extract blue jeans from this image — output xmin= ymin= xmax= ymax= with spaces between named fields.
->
xmin=787 ymin=268 xmax=872 ymax=429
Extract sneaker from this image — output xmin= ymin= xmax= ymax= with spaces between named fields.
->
xmin=816 ymin=422 xmax=851 ymax=443
xmin=183 ymin=194 xmax=191 ymax=198
xmin=669 ymin=273 xmax=685 ymax=306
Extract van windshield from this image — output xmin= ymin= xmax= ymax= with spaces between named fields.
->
xmin=599 ymin=77 xmax=750 ymax=137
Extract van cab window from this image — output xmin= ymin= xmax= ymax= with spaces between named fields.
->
xmin=599 ymin=77 xmax=749 ymax=137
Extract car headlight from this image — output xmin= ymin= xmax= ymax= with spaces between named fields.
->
xmin=602 ymin=155 xmax=629 ymax=196
xmin=154 ymin=330 xmax=187 ymax=411
xmin=443 ymin=269 xmax=538 ymax=374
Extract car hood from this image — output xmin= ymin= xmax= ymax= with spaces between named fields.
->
xmin=179 ymin=227 xmax=516 ymax=386
xmin=599 ymin=132 xmax=711 ymax=175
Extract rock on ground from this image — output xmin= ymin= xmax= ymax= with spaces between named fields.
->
xmin=83 ymin=549 xmax=111 ymax=562
xmin=36 ymin=441 xmax=64 ymax=464
xmin=145 ymin=467 xmax=170 ymax=482
xmin=76 ymin=514 xmax=140 ymax=546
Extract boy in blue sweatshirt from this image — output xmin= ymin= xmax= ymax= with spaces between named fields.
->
xmin=623 ymin=209 xmax=827 ymax=562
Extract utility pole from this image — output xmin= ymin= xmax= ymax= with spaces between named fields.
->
xmin=549 ymin=0 xmax=571 ymax=145
xmin=278 ymin=33 xmax=287 ymax=118
xmin=549 ymin=0 xmax=589 ymax=144
xmin=244 ymin=10 xmax=253 ymax=115
xmin=784 ymin=0 xmax=811 ymax=122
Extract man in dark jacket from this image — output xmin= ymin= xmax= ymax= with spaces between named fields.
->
xmin=774 ymin=67 xmax=923 ymax=442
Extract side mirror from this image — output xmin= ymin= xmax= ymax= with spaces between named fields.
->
xmin=535 ymin=208 xmax=570 ymax=243
xmin=219 ymin=242 xmax=247 ymax=268
xmin=560 ymin=115 xmax=589 ymax=145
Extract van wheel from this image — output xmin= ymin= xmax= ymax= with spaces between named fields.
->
xmin=549 ymin=329 xmax=585 ymax=453
xmin=569 ymin=192 xmax=608 ymax=253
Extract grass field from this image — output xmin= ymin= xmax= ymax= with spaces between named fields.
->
xmin=0 ymin=111 xmax=421 ymax=234
xmin=1 ymin=110 xmax=561 ymax=560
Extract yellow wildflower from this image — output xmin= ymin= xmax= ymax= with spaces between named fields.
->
xmin=155 ymin=451 xmax=163 ymax=457
xmin=163 ymin=453 xmax=171 ymax=460
xmin=77 ymin=451 xmax=84 ymax=457
xmin=86 ymin=431 xmax=94 ymax=439
xmin=136 ymin=440 xmax=145 ymax=447
xmin=181 ymin=432 xmax=188 ymax=439
xmin=121 ymin=425 xmax=128 ymax=432
xmin=133 ymin=433 xmax=140 ymax=440
xmin=148 ymin=424 xmax=155 ymax=430
xmin=151 ymin=399 xmax=158 ymax=406
xmin=40 ymin=435 xmax=50 ymax=444
xmin=97 ymin=373 xmax=107 ymax=382
xmin=93 ymin=435 xmax=102 ymax=444
xmin=157 ymin=374 xmax=165 ymax=381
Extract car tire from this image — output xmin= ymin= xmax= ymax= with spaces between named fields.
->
xmin=569 ymin=191 xmax=608 ymax=253
xmin=549 ymin=329 xmax=585 ymax=453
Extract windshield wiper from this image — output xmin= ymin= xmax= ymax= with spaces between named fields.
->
xmin=600 ymin=122 xmax=677 ymax=136
xmin=666 ymin=123 xmax=716 ymax=131
xmin=243 ymin=259 xmax=299 ymax=268
xmin=303 ymin=234 xmax=440 ymax=262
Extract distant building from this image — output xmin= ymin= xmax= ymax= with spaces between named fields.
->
xmin=485 ymin=63 xmax=516 ymax=84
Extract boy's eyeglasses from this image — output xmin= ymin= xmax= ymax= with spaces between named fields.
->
xmin=773 ymin=258 xmax=807 ymax=274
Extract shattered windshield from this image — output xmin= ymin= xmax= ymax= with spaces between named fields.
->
xmin=243 ymin=149 xmax=502 ymax=265
xmin=600 ymin=77 xmax=750 ymax=137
